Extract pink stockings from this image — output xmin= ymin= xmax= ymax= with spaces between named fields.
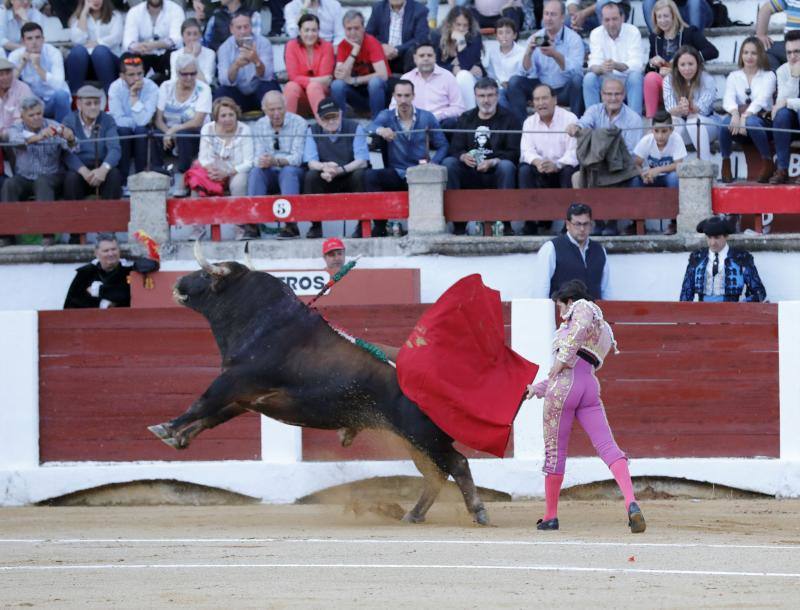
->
xmin=541 ymin=460 xmax=637 ymax=521
xmin=610 ymin=458 xmax=636 ymax=510
xmin=543 ymin=474 xmax=564 ymax=520
xmin=644 ymin=71 xmax=664 ymax=118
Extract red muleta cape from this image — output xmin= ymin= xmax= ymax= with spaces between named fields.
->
xmin=396 ymin=274 xmax=539 ymax=457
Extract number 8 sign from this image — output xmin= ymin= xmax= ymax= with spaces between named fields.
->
xmin=272 ymin=198 xmax=292 ymax=219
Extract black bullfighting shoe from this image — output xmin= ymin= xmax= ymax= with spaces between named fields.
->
xmin=628 ymin=502 xmax=646 ymax=534
xmin=536 ymin=518 xmax=559 ymax=531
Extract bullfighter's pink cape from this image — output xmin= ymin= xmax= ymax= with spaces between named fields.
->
xmin=396 ymin=274 xmax=539 ymax=458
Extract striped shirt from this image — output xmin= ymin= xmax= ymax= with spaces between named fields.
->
xmin=388 ymin=5 xmax=404 ymax=47
xmin=662 ymin=71 xmax=717 ymax=116
xmin=769 ymin=0 xmax=800 ymax=31
xmin=6 ymin=119 xmax=74 ymax=181
xmin=252 ymin=111 xmax=308 ymax=167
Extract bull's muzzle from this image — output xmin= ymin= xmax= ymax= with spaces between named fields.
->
xmin=172 ymin=287 xmax=188 ymax=304
xmin=193 ymin=240 xmax=229 ymax=276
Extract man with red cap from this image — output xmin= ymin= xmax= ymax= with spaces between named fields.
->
xmin=322 ymin=237 xmax=346 ymax=276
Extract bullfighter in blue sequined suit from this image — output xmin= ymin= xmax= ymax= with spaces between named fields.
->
xmin=679 ymin=216 xmax=767 ymax=302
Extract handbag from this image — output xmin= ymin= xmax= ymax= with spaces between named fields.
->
xmin=183 ymin=161 xmax=226 ymax=197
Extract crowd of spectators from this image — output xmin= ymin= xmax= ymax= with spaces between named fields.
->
xmin=0 ymin=0 xmax=798 ymax=245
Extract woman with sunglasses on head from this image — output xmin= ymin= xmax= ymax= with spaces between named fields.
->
xmin=719 ymin=36 xmax=776 ymax=183
xmin=662 ymin=45 xmax=717 ymax=161
xmin=154 ymin=53 xmax=212 ymax=196
xmin=169 ymin=18 xmax=216 ymax=84
xmin=644 ymin=0 xmax=717 ymax=119
xmin=284 ymin=13 xmax=334 ymax=118
xmin=66 ymin=0 xmax=123 ymax=93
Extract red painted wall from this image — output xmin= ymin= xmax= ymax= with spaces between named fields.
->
xmin=37 ymin=302 xmax=779 ymax=463
xmin=575 ymin=302 xmax=779 ymax=458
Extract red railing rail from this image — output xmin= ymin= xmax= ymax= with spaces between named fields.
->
xmin=0 ymin=200 xmax=130 ymax=236
xmin=712 ymin=185 xmax=800 ymax=233
xmin=444 ymin=188 xmax=678 ymax=235
xmin=167 ymin=192 xmax=409 ymax=240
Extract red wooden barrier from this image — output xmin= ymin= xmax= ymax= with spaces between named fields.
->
xmin=713 ymin=185 xmax=800 ymax=215
xmin=576 ymin=301 xmax=779 ymax=459
xmin=36 ymin=302 xmax=779 ymax=463
xmin=38 ymin=308 xmax=261 ymax=462
xmin=167 ymin=192 xmax=408 ymax=240
xmin=444 ymin=188 xmax=678 ymax=236
xmin=0 ymin=200 xmax=129 ymax=235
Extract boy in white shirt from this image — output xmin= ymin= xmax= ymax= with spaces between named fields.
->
xmin=633 ymin=110 xmax=686 ymax=234
xmin=632 ymin=110 xmax=686 ymax=188
xmin=486 ymin=18 xmax=525 ymax=110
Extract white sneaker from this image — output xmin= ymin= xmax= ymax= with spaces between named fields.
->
xmin=170 ymin=172 xmax=187 ymax=197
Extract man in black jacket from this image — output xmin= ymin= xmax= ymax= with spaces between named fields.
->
xmin=366 ymin=0 xmax=430 ymax=75
xmin=64 ymin=234 xmax=159 ymax=309
xmin=442 ymin=77 xmax=521 ymax=235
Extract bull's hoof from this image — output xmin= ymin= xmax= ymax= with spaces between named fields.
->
xmin=148 ymin=424 xmax=186 ymax=450
xmin=473 ymin=508 xmax=490 ymax=526
xmin=401 ymin=511 xmax=425 ymax=524
xmin=337 ymin=427 xmax=357 ymax=447
xmin=148 ymin=424 xmax=172 ymax=441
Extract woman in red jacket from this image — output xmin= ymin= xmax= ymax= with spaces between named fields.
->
xmin=284 ymin=13 xmax=335 ymax=118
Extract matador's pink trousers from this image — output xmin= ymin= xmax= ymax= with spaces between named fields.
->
xmin=543 ymin=357 xmax=625 ymax=475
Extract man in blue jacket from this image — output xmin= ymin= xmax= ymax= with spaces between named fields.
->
xmin=679 ymin=216 xmax=767 ymax=302
xmin=62 ymin=85 xmax=123 ymax=200
xmin=366 ymin=0 xmax=430 ymax=75
xmin=364 ymin=79 xmax=448 ymax=236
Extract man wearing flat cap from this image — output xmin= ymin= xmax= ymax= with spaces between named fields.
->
xmin=62 ymin=85 xmax=123 ymax=201
xmin=679 ymin=216 xmax=767 ymax=302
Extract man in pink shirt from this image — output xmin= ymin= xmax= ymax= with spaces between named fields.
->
xmin=518 ymin=84 xmax=579 ymax=235
xmin=0 ymin=56 xmax=33 ymax=191
xmin=396 ymin=42 xmax=464 ymax=129
xmin=0 ymin=57 xmax=32 ymax=140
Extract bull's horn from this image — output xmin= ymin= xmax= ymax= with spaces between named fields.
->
xmin=193 ymin=240 xmax=227 ymax=275
xmin=244 ymin=240 xmax=255 ymax=271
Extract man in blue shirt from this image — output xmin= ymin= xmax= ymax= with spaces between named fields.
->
xmin=108 ymin=54 xmax=159 ymax=186
xmin=365 ymin=79 xmax=448 ymax=236
xmin=507 ymin=0 xmax=585 ymax=122
xmin=215 ymin=10 xmax=280 ymax=112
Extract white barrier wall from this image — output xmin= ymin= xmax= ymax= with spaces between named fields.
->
xmin=3 ymin=252 xmax=800 ymax=312
xmin=1 ymin=302 xmax=800 ymax=506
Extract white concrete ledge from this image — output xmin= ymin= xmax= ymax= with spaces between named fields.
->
xmin=2 ymin=457 xmax=797 ymax=506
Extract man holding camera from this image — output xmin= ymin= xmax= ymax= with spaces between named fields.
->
xmin=507 ymin=0 xmax=585 ymax=123
xmin=215 ymin=10 xmax=280 ymax=112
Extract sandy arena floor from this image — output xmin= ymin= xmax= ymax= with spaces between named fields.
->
xmin=1 ymin=499 xmax=799 ymax=609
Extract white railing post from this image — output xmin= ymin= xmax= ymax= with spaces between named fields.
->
xmin=406 ymin=164 xmax=448 ymax=235
xmin=677 ymin=159 xmax=716 ymax=234
xmin=127 ymin=171 xmax=171 ymax=254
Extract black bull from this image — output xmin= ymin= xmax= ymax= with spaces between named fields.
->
xmin=149 ymin=251 xmax=489 ymax=525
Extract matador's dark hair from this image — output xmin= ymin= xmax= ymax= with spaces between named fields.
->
xmin=551 ymin=280 xmax=594 ymax=303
